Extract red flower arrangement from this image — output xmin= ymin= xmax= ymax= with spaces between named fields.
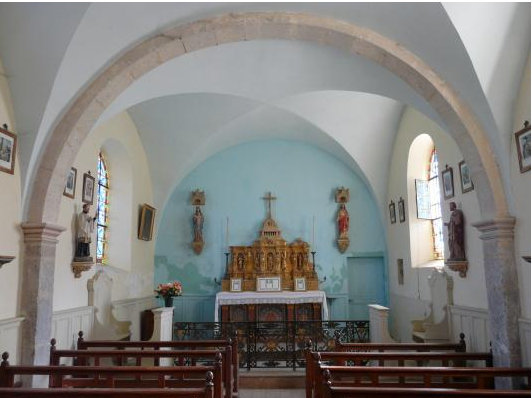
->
xmin=155 ymin=281 xmax=183 ymax=299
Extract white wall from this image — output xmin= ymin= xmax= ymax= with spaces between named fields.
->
xmin=53 ymin=111 xmax=155 ymax=311
xmin=0 ymin=57 xmax=22 ymax=320
xmin=387 ymin=106 xmax=488 ymax=341
xmin=511 ymin=53 xmax=531 ymax=319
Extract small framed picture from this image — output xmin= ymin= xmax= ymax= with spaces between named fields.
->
xmin=294 ymin=277 xmax=306 ymax=291
xmin=441 ymin=166 xmax=454 ymax=200
xmin=63 ymin=167 xmax=77 ymax=199
xmin=230 ymin=278 xmax=242 ymax=292
xmin=515 ymin=122 xmax=531 ymax=173
xmin=256 ymin=277 xmax=281 ymax=292
xmin=458 ymin=160 xmax=474 ymax=194
xmin=398 ymin=197 xmax=405 ymax=223
xmin=397 ymin=259 xmax=404 ymax=285
xmin=82 ymin=172 xmax=95 ymax=204
xmin=0 ymin=125 xmax=17 ymax=175
xmin=389 ymin=200 xmax=396 ymax=224
xmin=138 ymin=203 xmax=156 ymax=241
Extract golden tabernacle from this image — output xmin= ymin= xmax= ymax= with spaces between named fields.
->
xmin=221 ymin=194 xmax=319 ymax=292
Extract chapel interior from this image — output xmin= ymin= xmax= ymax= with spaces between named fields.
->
xmin=0 ymin=2 xmax=530 ymax=396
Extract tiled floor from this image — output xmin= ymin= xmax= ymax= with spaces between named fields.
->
xmin=239 ymin=389 xmax=305 ymax=398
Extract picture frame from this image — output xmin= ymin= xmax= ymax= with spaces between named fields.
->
xmin=398 ymin=197 xmax=405 ymax=223
xmin=515 ymin=122 xmax=531 ymax=173
xmin=256 ymin=277 xmax=281 ymax=292
xmin=82 ymin=172 xmax=95 ymax=204
xmin=458 ymin=160 xmax=474 ymax=194
xmin=397 ymin=259 xmax=404 ymax=285
xmin=389 ymin=200 xmax=396 ymax=224
xmin=0 ymin=125 xmax=17 ymax=175
xmin=294 ymin=277 xmax=306 ymax=291
xmin=138 ymin=203 xmax=156 ymax=241
xmin=63 ymin=167 xmax=77 ymax=199
xmin=441 ymin=166 xmax=454 ymax=200
xmin=230 ymin=278 xmax=242 ymax=292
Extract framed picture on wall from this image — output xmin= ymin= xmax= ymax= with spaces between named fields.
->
xmin=458 ymin=160 xmax=474 ymax=193
xmin=63 ymin=167 xmax=77 ymax=199
xmin=138 ymin=203 xmax=156 ymax=241
xmin=82 ymin=172 xmax=95 ymax=204
xmin=0 ymin=125 xmax=17 ymax=175
xmin=398 ymin=197 xmax=405 ymax=223
xmin=515 ymin=121 xmax=531 ymax=173
xmin=441 ymin=166 xmax=454 ymax=200
xmin=389 ymin=200 xmax=396 ymax=224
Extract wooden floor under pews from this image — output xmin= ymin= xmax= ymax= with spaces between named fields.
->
xmin=0 ymin=331 xmax=529 ymax=397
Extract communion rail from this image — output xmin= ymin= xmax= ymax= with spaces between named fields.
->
xmin=173 ymin=320 xmax=369 ymax=370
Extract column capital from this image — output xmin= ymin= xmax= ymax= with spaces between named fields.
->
xmin=20 ymin=222 xmax=66 ymax=243
xmin=471 ymin=217 xmax=516 ymax=241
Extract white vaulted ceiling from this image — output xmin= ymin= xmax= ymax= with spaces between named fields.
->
xmin=0 ymin=2 xmax=528 ymax=214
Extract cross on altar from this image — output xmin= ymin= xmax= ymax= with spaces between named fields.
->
xmin=262 ymin=192 xmax=277 ymax=216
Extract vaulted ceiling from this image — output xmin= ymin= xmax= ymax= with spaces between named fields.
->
xmin=0 ymin=3 xmax=529 ymax=212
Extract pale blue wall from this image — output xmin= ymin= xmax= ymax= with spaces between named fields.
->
xmin=155 ymin=140 xmax=387 ymax=321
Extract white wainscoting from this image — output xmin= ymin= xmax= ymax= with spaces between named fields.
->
xmin=519 ymin=317 xmax=531 ymax=366
xmin=112 ymin=296 xmax=156 ymax=340
xmin=51 ymin=306 xmax=95 ymax=351
xmin=0 ymin=317 xmax=24 ymax=364
xmin=447 ymin=305 xmax=490 ymax=352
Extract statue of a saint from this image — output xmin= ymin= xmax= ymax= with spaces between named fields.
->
xmin=337 ymin=203 xmax=349 ymax=238
xmin=192 ymin=206 xmax=204 ymax=242
xmin=444 ymin=202 xmax=465 ymax=260
xmin=75 ymin=204 xmax=96 ymax=260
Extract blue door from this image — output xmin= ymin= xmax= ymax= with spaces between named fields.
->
xmin=347 ymin=257 xmax=385 ymax=320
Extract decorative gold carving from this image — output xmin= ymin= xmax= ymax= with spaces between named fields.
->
xmin=222 ymin=192 xmax=319 ymax=292
xmin=190 ymin=190 xmax=205 ymax=205
xmin=335 ymin=187 xmax=350 ymax=203
xmin=191 ymin=240 xmax=204 ymax=255
xmin=337 ymin=237 xmax=349 ymax=253
xmin=71 ymin=260 xmax=93 ymax=278
xmin=445 ymin=259 xmax=469 ymax=278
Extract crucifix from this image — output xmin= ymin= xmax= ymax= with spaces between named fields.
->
xmin=262 ymin=192 xmax=277 ymax=217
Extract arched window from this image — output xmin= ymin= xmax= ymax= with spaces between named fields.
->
xmin=428 ymin=149 xmax=444 ymax=259
xmin=96 ymin=153 xmax=110 ymax=264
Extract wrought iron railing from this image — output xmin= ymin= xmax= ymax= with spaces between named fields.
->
xmin=173 ymin=320 xmax=369 ymax=370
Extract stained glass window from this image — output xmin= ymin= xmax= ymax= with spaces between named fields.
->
xmin=415 ymin=148 xmax=444 ymax=259
xmin=96 ymin=153 xmax=109 ymax=264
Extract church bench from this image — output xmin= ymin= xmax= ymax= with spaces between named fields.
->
xmin=1 ymin=352 xmax=222 ymax=398
xmin=49 ymin=346 xmax=233 ymax=398
xmin=311 ymin=365 xmax=530 ymax=398
xmin=333 ymin=332 xmax=467 ymax=353
xmin=0 ymin=386 xmax=214 ymax=398
xmin=305 ymin=351 xmax=494 ymax=398
xmin=76 ymin=331 xmax=239 ymax=394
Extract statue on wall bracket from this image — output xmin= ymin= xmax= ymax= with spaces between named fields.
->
xmin=190 ymin=189 xmax=205 ymax=255
xmin=444 ymin=201 xmax=468 ymax=277
xmin=71 ymin=203 xmax=96 ymax=278
xmin=335 ymin=187 xmax=350 ymax=253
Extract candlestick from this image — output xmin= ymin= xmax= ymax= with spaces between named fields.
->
xmin=225 ymin=252 xmax=230 ymax=269
xmin=312 ymin=215 xmax=315 ymax=249
xmin=311 ymin=251 xmax=316 ymax=272
xmin=225 ymin=217 xmax=229 ymax=249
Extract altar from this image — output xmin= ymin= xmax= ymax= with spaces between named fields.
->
xmin=217 ymin=192 xmax=326 ymax=324
xmin=214 ymin=290 xmax=329 ymax=322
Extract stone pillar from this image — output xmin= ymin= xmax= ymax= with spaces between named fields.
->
xmin=19 ymin=223 xmax=65 ymax=386
xmin=150 ymin=307 xmax=174 ymax=366
xmin=368 ymin=304 xmax=395 ymax=343
xmin=473 ymin=218 xmax=521 ymax=388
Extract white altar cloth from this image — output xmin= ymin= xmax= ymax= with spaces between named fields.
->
xmin=214 ymin=290 xmax=328 ymax=322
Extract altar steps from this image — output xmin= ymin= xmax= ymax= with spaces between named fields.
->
xmin=239 ymin=369 xmax=305 ymax=389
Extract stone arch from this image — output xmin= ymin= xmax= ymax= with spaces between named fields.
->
xmin=20 ymin=12 xmax=520 ymax=379
xmin=28 ymin=12 xmax=508 ymax=224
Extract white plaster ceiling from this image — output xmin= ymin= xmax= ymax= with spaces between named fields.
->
xmin=0 ymin=3 xmax=528 ymax=211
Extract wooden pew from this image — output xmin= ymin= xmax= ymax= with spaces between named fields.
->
xmin=49 ymin=344 xmax=233 ymax=398
xmin=321 ymin=370 xmax=531 ymax=398
xmin=333 ymin=331 xmax=467 ymax=353
xmin=0 ymin=351 xmax=222 ymax=398
xmin=305 ymin=351 xmax=494 ymax=398
xmin=76 ymin=331 xmax=239 ymax=394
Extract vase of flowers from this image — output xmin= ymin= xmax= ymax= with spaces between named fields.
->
xmin=155 ymin=281 xmax=183 ymax=308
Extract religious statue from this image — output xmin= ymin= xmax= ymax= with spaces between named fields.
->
xmin=75 ymin=204 xmax=96 ymax=261
xmin=337 ymin=203 xmax=349 ymax=237
xmin=191 ymin=205 xmax=205 ymax=255
xmin=444 ymin=202 xmax=465 ymax=260
xmin=335 ymin=187 xmax=350 ymax=253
